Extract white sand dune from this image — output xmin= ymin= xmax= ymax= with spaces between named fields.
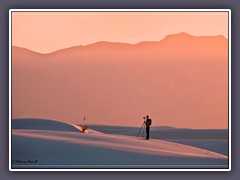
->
xmin=88 ymin=125 xmax=229 ymax=156
xmin=11 ymin=119 xmax=228 ymax=169
xmin=12 ymin=118 xmax=83 ymax=132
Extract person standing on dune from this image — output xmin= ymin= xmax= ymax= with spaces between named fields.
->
xmin=145 ymin=115 xmax=152 ymax=140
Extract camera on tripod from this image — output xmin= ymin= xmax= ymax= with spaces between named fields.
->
xmin=137 ymin=115 xmax=151 ymax=139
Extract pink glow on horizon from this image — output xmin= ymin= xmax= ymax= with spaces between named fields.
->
xmin=11 ymin=11 xmax=229 ymax=129
xmin=12 ymin=11 xmax=228 ymax=53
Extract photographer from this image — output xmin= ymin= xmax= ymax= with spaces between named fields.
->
xmin=144 ymin=115 xmax=152 ymax=140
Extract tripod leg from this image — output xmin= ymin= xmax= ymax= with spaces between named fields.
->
xmin=143 ymin=124 xmax=145 ymax=138
xmin=137 ymin=122 xmax=145 ymax=137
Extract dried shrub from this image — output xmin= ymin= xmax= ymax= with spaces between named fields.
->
xmin=81 ymin=125 xmax=88 ymax=133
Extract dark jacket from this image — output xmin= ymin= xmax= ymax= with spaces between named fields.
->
xmin=145 ymin=119 xmax=152 ymax=127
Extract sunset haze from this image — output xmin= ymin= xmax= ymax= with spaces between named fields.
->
xmin=11 ymin=11 xmax=229 ymax=129
xmin=12 ymin=11 xmax=228 ymax=53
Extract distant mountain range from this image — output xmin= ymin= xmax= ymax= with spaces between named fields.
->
xmin=12 ymin=33 xmax=228 ymax=128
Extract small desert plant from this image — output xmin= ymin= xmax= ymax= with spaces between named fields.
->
xmin=81 ymin=125 xmax=88 ymax=133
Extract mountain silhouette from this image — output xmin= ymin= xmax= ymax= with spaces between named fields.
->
xmin=12 ymin=33 xmax=228 ymax=128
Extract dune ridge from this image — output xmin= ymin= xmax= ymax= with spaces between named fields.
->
xmin=12 ymin=118 xmax=228 ymax=168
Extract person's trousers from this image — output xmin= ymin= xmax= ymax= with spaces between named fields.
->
xmin=146 ymin=126 xmax=150 ymax=139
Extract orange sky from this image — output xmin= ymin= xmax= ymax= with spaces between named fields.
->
xmin=12 ymin=11 xmax=228 ymax=53
xmin=12 ymin=11 xmax=229 ymax=129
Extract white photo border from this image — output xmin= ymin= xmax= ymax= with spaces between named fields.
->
xmin=9 ymin=9 xmax=231 ymax=172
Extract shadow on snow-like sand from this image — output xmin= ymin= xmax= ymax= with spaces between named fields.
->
xmin=11 ymin=118 xmax=228 ymax=169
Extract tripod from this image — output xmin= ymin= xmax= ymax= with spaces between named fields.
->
xmin=137 ymin=121 xmax=146 ymax=138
